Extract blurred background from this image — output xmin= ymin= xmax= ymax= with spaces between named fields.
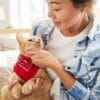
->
xmin=0 ymin=0 xmax=48 ymax=28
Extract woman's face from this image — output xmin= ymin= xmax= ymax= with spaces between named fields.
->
xmin=47 ymin=0 xmax=82 ymax=35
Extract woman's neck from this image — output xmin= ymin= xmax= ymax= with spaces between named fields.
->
xmin=63 ymin=14 xmax=90 ymax=37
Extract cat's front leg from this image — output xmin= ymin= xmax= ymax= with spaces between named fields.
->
xmin=8 ymin=72 xmax=24 ymax=99
xmin=11 ymin=82 xmax=23 ymax=99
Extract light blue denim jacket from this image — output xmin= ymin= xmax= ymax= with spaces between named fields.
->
xmin=32 ymin=19 xmax=100 ymax=100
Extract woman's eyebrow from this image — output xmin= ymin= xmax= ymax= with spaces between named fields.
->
xmin=48 ymin=0 xmax=61 ymax=5
xmin=50 ymin=2 xmax=61 ymax=4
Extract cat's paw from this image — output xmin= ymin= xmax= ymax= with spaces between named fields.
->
xmin=22 ymin=80 xmax=34 ymax=95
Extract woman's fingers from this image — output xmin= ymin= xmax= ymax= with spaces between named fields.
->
xmin=32 ymin=78 xmax=43 ymax=92
xmin=26 ymin=50 xmax=39 ymax=55
xmin=22 ymin=78 xmax=44 ymax=95
xmin=26 ymin=49 xmax=59 ymax=68
xmin=8 ymin=80 xmax=18 ymax=89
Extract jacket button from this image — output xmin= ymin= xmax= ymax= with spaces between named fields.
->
xmin=67 ymin=67 xmax=71 ymax=69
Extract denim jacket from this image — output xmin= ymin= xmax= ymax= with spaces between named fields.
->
xmin=32 ymin=19 xmax=100 ymax=100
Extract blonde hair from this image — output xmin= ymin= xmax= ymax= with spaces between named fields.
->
xmin=71 ymin=0 xmax=95 ymax=20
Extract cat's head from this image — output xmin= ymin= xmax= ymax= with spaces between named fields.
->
xmin=16 ymin=33 xmax=43 ymax=55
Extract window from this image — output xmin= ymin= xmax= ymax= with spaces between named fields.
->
xmin=96 ymin=0 xmax=100 ymax=8
xmin=9 ymin=0 xmax=48 ymax=28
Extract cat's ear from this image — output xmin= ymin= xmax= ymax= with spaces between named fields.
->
xmin=16 ymin=33 xmax=25 ymax=45
xmin=16 ymin=33 xmax=26 ymax=53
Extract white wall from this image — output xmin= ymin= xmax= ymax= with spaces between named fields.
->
xmin=0 ymin=0 xmax=10 ymax=28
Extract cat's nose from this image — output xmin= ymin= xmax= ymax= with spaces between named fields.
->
xmin=36 ymin=38 xmax=40 ymax=43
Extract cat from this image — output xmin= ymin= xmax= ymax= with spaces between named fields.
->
xmin=0 ymin=33 xmax=52 ymax=100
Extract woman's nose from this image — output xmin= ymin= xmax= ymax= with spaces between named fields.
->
xmin=48 ymin=10 xmax=55 ymax=19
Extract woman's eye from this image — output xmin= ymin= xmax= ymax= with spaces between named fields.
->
xmin=54 ymin=9 xmax=60 ymax=11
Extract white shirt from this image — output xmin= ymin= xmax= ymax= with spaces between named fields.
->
xmin=46 ymin=23 xmax=91 ymax=80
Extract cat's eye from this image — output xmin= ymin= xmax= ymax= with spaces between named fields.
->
xmin=28 ymin=39 xmax=33 ymax=42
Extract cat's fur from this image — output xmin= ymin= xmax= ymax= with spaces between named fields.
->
xmin=0 ymin=33 xmax=52 ymax=100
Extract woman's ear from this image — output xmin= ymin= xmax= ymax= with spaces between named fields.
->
xmin=83 ymin=2 xmax=92 ymax=12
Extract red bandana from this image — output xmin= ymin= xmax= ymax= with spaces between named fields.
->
xmin=13 ymin=54 xmax=39 ymax=81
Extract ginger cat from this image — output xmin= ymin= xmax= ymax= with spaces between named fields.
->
xmin=0 ymin=33 xmax=52 ymax=100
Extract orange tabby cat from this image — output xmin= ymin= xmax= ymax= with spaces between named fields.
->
xmin=0 ymin=33 xmax=52 ymax=100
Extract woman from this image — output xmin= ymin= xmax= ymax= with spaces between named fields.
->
xmin=11 ymin=0 xmax=100 ymax=100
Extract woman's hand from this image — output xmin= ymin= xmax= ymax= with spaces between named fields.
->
xmin=26 ymin=50 xmax=60 ymax=68
xmin=8 ymin=80 xmax=18 ymax=89
xmin=26 ymin=50 xmax=76 ymax=90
